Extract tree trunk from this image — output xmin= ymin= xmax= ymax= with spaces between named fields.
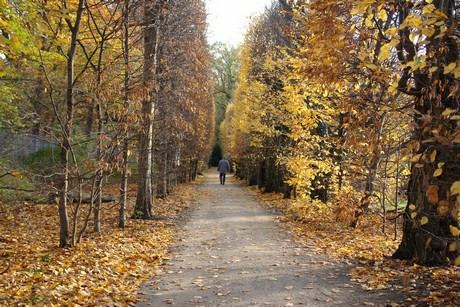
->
xmin=93 ymin=96 xmax=103 ymax=232
xmin=119 ymin=0 xmax=131 ymax=229
xmin=392 ymin=146 xmax=459 ymax=264
xmin=134 ymin=0 xmax=164 ymax=219
xmin=392 ymin=0 xmax=459 ymax=265
xmin=58 ymin=0 xmax=85 ymax=248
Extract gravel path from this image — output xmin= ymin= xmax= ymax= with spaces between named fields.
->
xmin=137 ymin=169 xmax=403 ymax=306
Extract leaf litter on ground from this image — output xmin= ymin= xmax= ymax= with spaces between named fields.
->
xmin=247 ymin=184 xmax=460 ymax=306
xmin=0 ymin=181 xmax=199 ymax=306
xmin=1 ymin=177 xmax=458 ymax=306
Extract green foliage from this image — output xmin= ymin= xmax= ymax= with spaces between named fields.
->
xmin=0 ymin=159 xmax=34 ymax=202
xmin=22 ymin=146 xmax=60 ymax=176
xmin=209 ymin=143 xmax=222 ymax=167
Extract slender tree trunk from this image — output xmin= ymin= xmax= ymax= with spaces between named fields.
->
xmin=93 ymin=100 xmax=103 ymax=232
xmin=119 ymin=0 xmax=131 ymax=228
xmin=58 ymin=0 xmax=85 ymax=248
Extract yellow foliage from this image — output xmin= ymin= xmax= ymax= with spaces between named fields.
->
xmin=450 ymin=225 xmax=460 ymax=237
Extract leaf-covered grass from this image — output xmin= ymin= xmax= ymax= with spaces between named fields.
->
xmin=249 ymin=186 xmax=460 ymax=306
xmin=0 ymin=182 xmax=196 ymax=306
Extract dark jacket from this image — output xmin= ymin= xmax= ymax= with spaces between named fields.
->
xmin=217 ymin=159 xmax=230 ymax=174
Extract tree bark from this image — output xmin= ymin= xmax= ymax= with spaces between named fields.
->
xmin=58 ymin=0 xmax=85 ymax=248
xmin=392 ymin=0 xmax=459 ymax=265
xmin=119 ymin=0 xmax=131 ymax=229
xmin=134 ymin=0 xmax=164 ymax=219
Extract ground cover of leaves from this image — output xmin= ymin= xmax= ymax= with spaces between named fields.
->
xmin=249 ymin=186 xmax=460 ymax=306
xmin=1 ymin=177 xmax=458 ymax=306
xmin=0 ymin=182 xmax=197 ymax=306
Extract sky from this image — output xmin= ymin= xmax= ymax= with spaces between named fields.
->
xmin=205 ymin=0 xmax=273 ymax=47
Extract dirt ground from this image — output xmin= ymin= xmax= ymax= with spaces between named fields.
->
xmin=137 ymin=169 xmax=408 ymax=306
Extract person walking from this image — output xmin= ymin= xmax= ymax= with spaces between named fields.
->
xmin=217 ymin=157 xmax=230 ymax=185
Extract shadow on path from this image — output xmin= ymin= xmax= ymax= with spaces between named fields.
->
xmin=137 ymin=169 xmax=404 ymax=306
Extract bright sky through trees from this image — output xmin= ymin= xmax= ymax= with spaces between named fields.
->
xmin=205 ymin=0 xmax=272 ymax=46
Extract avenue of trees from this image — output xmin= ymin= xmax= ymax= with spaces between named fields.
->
xmin=0 ymin=0 xmax=213 ymax=246
xmin=221 ymin=0 xmax=459 ymax=265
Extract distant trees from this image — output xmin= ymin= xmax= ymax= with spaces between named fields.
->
xmin=209 ymin=43 xmax=240 ymax=165
xmin=224 ymin=1 xmax=294 ymax=193
xmin=0 ymin=0 xmax=213 ymax=246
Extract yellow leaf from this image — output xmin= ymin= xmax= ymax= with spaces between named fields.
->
xmin=377 ymin=9 xmax=388 ymax=21
xmin=451 ymin=181 xmax=460 ymax=195
xmin=430 ymin=150 xmax=437 ymax=162
xmin=409 ymin=204 xmax=416 ymax=210
xmin=450 ymin=225 xmax=460 ymax=236
xmin=406 ymin=140 xmax=420 ymax=151
xmin=411 ymin=212 xmax=417 ymax=219
xmin=442 ymin=108 xmax=456 ymax=117
xmin=386 ymin=27 xmax=399 ymax=36
xmin=444 ymin=62 xmax=456 ymax=74
xmin=10 ymin=35 xmax=20 ymax=49
xmin=449 ymin=242 xmax=458 ymax=252
xmin=411 ymin=154 xmax=423 ymax=163
xmin=422 ymin=27 xmax=435 ymax=37
xmin=365 ymin=16 xmax=373 ymax=27
xmin=405 ymin=17 xmax=423 ymax=27
xmin=378 ymin=44 xmax=391 ymax=61
xmin=455 ymin=256 xmax=460 ymax=266
xmin=11 ymin=171 xmax=21 ymax=177
xmin=420 ymin=216 xmax=428 ymax=225
xmin=434 ymin=10 xmax=448 ymax=19
xmin=433 ymin=169 xmax=442 ymax=177
xmin=365 ymin=63 xmax=378 ymax=70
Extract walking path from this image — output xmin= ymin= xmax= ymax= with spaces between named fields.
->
xmin=137 ymin=169 xmax=403 ymax=306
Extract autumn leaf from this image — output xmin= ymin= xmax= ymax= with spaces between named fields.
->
xmin=437 ymin=201 xmax=449 ymax=216
xmin=430 ymin=150 xmax=437 ymax=162
xmin=449 ymin=242 xmax=458 ymax=252
xmin=444 ymin=63 xmax=456 ymax=75
xmin=426 ymin=186 xmax=439 ymax=204
xmin=450 ymin=181 xmax=460 ymax=196
xmin=420 ymin=216 xmax=428 ymax=225
xmin=454 ymin=256 xmax=460 ymax=266
xmin=450 ymin=225 xmax=460 ymax=237
xmin=411 ymin=154 xmax=423 ymax=163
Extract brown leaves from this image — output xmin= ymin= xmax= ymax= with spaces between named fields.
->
xmin=426 ymin=185 xmax=439 ymax=204
xmin=0 ymin=183 xmax=195 ymax=306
